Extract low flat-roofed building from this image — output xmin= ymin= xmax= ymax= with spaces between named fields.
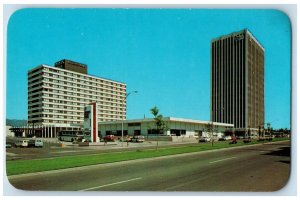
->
xmin=98 ymin=117 xmax=234 ymax=139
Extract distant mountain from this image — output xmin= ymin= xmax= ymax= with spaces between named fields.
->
xmin=6 ymin=119 xmax=28 ymax=127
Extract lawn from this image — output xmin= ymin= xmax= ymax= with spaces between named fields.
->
xmin=6 ymin=138 xmax=289 ymax=176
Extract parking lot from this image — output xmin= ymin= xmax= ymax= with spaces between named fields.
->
xmin=6 ymin=135 xmax=282 ymax=161
xmin=5 ymin=136 xmax=202 ymax=161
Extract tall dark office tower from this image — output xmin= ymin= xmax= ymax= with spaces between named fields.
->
xmin=211 ymin=29 xmax=264 ymax=132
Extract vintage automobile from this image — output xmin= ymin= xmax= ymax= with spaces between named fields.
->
xmin=15 ymin=140 xmax=29 ymax=148
xmin=198 ymin=137 xmax=211 ymax=142
xmin=131 ymin=135 xmax=145 ymax=143
xmin=103 ymin=135 xmax=115 ymax=142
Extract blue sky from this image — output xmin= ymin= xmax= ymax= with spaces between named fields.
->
xmin=6 ymin=8 xmax=291 ymax=129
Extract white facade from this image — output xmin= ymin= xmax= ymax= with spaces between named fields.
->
xmin=27 ymin=63 xmax=126 ymax=138
xmin=98 ymin=117 xmax=234 ymax=138
xmin=6 ymin=126 xmax=15 ymax=137
xmin=83 ymin=102 xmax=99 ymax=142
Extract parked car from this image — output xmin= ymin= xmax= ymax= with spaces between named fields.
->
xmin=229 ymin=136 xmax=237 ymax=144
xmin=35 ymin=139 xmax=44 ymax=147
xmin=218 ymin=137 xmax=226 ymax=141
xmin=27 ymin=139 xmax=44 ymax=147
xmin=118 ymin=136 xmax=132 ymax=142
xmin=131 ymin=135 xmax=145 ymax=143
xmin=15 ymin=140 xmax=29 ymax=148
xmin=199 ymin=137 xmax=211 ymax=142
xmin=28 ymin=139 xmax=36 ymax=147
xmin=103 ymin=135 xmax=115 ymax=142
xmin=224 ymin=136 xmax=232 ymax=141
xmin=243 ymin=138 xmax=251 ymax=143
xmin=6 ymin=143 xmax=12 ymax=148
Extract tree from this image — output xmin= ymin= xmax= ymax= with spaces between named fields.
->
xmin=150 ymin=106 xmax=168 ymax=149
xmin=205 ymin=122 xmax=214 ymax=146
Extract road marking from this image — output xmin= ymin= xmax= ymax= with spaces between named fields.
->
xmin=209 ymin=157 xmax=237 ymax=164
xmin=79 ymin=177 xmax=142 ymax=191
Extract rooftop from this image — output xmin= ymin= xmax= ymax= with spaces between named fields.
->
xmin=99 ymin=117 xmax=234 ymax=127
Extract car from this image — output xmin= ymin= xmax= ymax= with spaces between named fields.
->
xmin=131 ymin=135 xmax=145 ymax=143
xmin=15 ymin=140 xmax=29 ymax=148
xmin=224 ymin=136 xmax=232 ymax=141
xmin=103 ymin=135 xmax=115 ymax=142
xmin=27 ymin=139 xmax=44 ymax=147
xmin=35 ymin=139 xmax=44 ymax=147
xmin=218 ymin=137 xmax=226 ymax=141
xmin=119 ymin=136 xmax=132 ymax=142
xmin=28 ymin=139 xmax=36 ymax=147
xmin=243 ymin=138 xmax=251 ymax=143
xmin=199 ymin=137 xmax=211 ymax=142
xmin=6 ymin=143 xmax=12 ymax=148
xmin=229 ymin=140 xmax=237 ymax=144
xmin=229 ymin=136 xmax=238 ymax=144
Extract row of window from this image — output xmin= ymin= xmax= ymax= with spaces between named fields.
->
xmin=40 ymin=117 xmax=122 ymax=124
xmin=42 ymin=76 xmax=125 ymax=92
xmin=31 ymin=116 xmax=123 ymax=124
xmin=28 ymin=66 xmax=125 ymax=88
xmin=43 ymin=67 xmax=125 ymax=88
xmin=40 ymin=83 xmax=124 ymax=99
xmin=41 ymin=79 xmax=125 ymax=95
xmin=29 ymin=100 xmax=124 ymax=111
xmin=29 ymin=107 xmax=125 ymax=115
xmin=42 ymin=120 xmax=82 ymax=124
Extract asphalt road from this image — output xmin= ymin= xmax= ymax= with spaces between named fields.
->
xmin=7 ymin=141 xmax=290 ymax=192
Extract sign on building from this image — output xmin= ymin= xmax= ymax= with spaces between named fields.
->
xmin=83 ymin=102 xmax=99 ymax=142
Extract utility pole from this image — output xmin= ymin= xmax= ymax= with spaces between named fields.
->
xmin=211 ymin=121 xmax=214 ymax=147
xmin=121 ymin=91 xmax=138 ymax=147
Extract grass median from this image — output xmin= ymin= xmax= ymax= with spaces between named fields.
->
xmin=6 ymin=138 xmax=289 ymax=176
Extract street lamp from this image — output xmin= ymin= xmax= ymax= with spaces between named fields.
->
xmin=211 ymin=107 xmax=224 ymax=147
xmin=121 ymin=91 xmax=138 ymax=147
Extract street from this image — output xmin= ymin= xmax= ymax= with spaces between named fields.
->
xmin=7 ymin=141 xmax=290 ymax=192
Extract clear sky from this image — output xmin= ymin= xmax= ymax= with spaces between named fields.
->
xmin=6 ymin=8 xmax=291 ymax=129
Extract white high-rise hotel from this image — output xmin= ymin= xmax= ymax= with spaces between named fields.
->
xmin=27 ymin=59 xmax=126 ymax=137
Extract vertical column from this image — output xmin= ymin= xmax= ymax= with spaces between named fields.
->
xmin=237 ymin=39 xmax=240 ymax=128
xmin=50 ymin=125 xmax=53 ymax=138
xmin=233 ymin=37 xmax=236 ymax=128
xmin=217 ymin=39 xmax=221 ymax=122
xmin=239 ymin=38 xmax=242 ymax=128
xmin=211 ymin=42 xmax=214 ymax=122
xmin=213 ymin=42 xmax=216 ymax=122
xmin=237 ymin=38 xmax=240 ymax=128
xmin=225 ymin=38 xmax=228 ymax=124
xmin=213 ymin=41 xmax=216 ymax=122
xmin=241 ymin=37 xmax=244 ymax=129
xmin=214 ymin=41 xmax=217 ymax=122
xmin=47 ymin=125 xmax=49 ymax=138
xmin=229 ymin=37 xmax=232 ymax=125
xmin=240 ymin=38 xmax=242 ymax=128
xmin=224 ymin=38 xmax=227 ymax=123
xmin=254 ymin=44 xmax=257 ymax=127
xmin=220 ymin=39 xmax=223 ymax=123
